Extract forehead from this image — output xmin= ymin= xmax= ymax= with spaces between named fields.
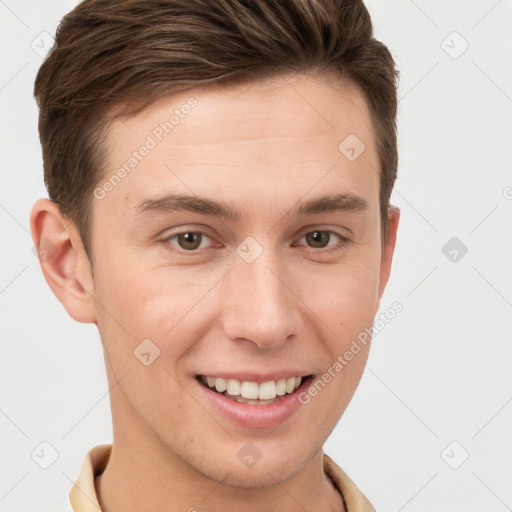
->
xmin=110 ymin=72 xmax=375 ymax=148
xmin=97 ymin=73 xmax=379 ymax=222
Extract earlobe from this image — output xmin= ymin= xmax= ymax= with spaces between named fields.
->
xmin=30 ymin=198 xmax=97 ymax=324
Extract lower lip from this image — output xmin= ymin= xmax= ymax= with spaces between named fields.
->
xmin=196 ymin=376 xmax=313 ymax=429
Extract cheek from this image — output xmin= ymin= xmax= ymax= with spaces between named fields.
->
xmin=93 ymin=251 xmax=178 ymax=330
xmin=304 ymin=272 xmax=376 ymax=423
xmin=311 ymin=255 xmax=380 ymax=340
xmin=93 ymin=258 xmax=211 ymax=371
xmin=92 ymin=263 xmax=198 ymax=411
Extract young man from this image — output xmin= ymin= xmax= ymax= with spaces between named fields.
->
xmin=31 ymin=0 xmax=400 ymax=510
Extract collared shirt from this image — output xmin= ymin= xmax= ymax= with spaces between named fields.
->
xmin=52 ymin=444 xmax=376 ymax=511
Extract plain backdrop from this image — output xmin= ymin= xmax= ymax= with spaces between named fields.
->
xmin=1 ymin=1 xmax=511 ymax=511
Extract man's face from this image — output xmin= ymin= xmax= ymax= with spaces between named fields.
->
xmin=88 ymin=73 xmax=396 ymax=486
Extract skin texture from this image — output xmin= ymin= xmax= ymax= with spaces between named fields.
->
xmin=31 ymin=72 xmax=399 ymax=512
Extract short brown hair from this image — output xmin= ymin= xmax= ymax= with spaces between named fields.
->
xmin=34 ymin=0 xmax=399 ymax=258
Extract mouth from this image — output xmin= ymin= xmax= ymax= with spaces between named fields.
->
xmin=196 ymin=374 xmax=314 ymax=406
xmin=195 ymin=372 xmax=315 ymax=428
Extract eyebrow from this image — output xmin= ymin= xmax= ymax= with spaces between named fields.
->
xmin=133 ymin=192 xmax=368 ymax=221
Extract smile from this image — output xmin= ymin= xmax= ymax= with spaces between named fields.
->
xmin=195 ymin=372 xmax=313 ymax=428
xmin=199 ymin=375 xmax=304 ymax=404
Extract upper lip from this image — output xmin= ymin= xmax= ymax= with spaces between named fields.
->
xmin=196 ymin=371 xmax=313 ymax=384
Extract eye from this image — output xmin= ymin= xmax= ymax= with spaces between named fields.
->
xmin=296 ymin=230 xmax=349 ymax=252
xmin=163 ymin=230 xmax=214 ymax=251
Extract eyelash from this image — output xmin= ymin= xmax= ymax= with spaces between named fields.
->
xmin=160 ymin=229 xmax=351 ymax=254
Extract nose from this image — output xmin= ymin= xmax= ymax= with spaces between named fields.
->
xmin=220 ymin=250 xmax=300 ymax=350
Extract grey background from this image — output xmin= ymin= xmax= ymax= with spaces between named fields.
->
xmin=1 ymin=1 xmax=511 ymax=510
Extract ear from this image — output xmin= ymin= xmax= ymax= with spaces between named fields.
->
xmin=375 ymin=205 xmax=400 ymax=313
xmin=30 ymin=198 xmax=97 ymax=324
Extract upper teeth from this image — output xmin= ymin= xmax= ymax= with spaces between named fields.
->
xmin=201 ymin=376 xmax=302 ymax=400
